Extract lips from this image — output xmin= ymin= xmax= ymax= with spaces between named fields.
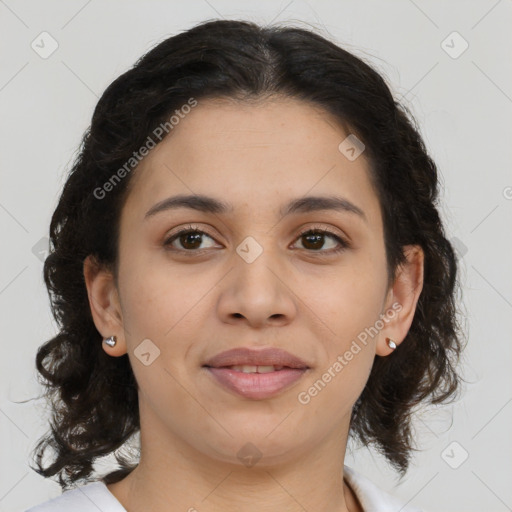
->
xmin=203 ymin=347 xmax=310 ymax=400
xmin=203 ymin=347 xmax=310 ymax=369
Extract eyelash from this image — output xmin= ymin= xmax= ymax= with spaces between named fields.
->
xmin=163 ymin=224 xmax=350 ymax=256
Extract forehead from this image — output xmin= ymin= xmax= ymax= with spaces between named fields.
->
xmin=147 ymin=96 xmax=351 ymax=164
xmin=122 ymin=96 xmax=379 ymax=222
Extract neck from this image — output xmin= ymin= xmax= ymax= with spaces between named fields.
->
xmin=106 ymin=406 xmax=362 ymax=512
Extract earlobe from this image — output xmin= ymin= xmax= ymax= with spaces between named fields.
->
xmin=83 ymin=255 xmax=128 ymax=356
xmin=101 ymin=335 xmax=127 ymax=357
xmin=376 ymin=245 xmax=424 ymax=356
xmin=385 ymin=337 xmax=397 ymax=350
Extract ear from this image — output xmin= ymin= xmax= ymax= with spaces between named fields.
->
xmin=83 ymin=255 xmax=127 ymax=357
xmin=376 ymin=245 xmax=424 ymax=356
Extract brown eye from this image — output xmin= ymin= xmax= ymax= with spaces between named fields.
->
xmin=174 ymin=231 xmax=204 ymax=250
xmin=293 ymin=228 xmax=349 ymax=254
xmin=164 ymin=226 xmax=218 ymax=252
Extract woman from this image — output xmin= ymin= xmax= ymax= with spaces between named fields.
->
xmin=27 ymin=19 xmax=463 ymax=512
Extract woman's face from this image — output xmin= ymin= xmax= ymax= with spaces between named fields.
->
xmin=104 ymin=97 xmax=397 ymax=466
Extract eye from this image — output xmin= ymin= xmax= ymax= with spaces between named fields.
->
xmin=163 ymin=224 xmax=350 ymax=256
xmin=292 ymin=227 xmax=350 ymax=254
xmin=163 ymin=225 xmax=219 ymax=253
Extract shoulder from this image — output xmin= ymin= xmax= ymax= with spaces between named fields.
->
xmin=25 ymin=481 xmax=127 ymax=512
xmin=344 ymin=466 xmax=424 ymax=512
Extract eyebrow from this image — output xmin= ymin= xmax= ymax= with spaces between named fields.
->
xmin=144 ymin=193 xmax=367 ymax=222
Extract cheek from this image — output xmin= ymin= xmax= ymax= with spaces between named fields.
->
xmin=305 ymin=254 xmax=387 ymax=339
xmin=119 ymin=269 xmax=202 ymax=411
xmin=297 ymin=270 xmax=383 ymax=418
xmin=118 ymin=262 xmax=217 ymax=389
xmin=118 ymin=244 xmax=203 ymax=337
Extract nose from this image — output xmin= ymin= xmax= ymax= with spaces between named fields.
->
xmin=216 ymin=243 xmax=298 ymax=329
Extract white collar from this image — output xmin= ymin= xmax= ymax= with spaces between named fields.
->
xmin=27 ymin=468 xmax=423 ymax=512
xmin=344 ymin=465 xmax=423 ymax=512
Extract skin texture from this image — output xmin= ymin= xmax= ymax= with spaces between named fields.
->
xmin=84 ymin=97 xmax=424 ymax=512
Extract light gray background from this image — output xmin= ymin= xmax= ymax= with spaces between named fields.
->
xmin=1 ymin=1 xmax=511 ymax=511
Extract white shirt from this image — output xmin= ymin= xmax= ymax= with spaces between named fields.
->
xmin=26 ymin=466 xmax=423 ymax=512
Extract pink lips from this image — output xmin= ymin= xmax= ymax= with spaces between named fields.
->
xmin=203 ymin=347 xmax=310 ymax=400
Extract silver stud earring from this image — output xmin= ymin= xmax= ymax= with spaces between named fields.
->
xmin=386 ymin=337 xmax=397 ymax=350
xmin=104 ymin=335 xmax=117 ymax=347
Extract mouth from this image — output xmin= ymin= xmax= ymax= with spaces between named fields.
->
xmin=203 ymin=346 xmax=310 ymax=370
xmin=215 ymin=364 xmax=293 ymax=373
xmin=202 ymin=347 xmax=310 ymax=400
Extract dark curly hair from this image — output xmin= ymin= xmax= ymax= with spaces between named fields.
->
xmin=29 ymin=18 xmax=464 ymax=489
